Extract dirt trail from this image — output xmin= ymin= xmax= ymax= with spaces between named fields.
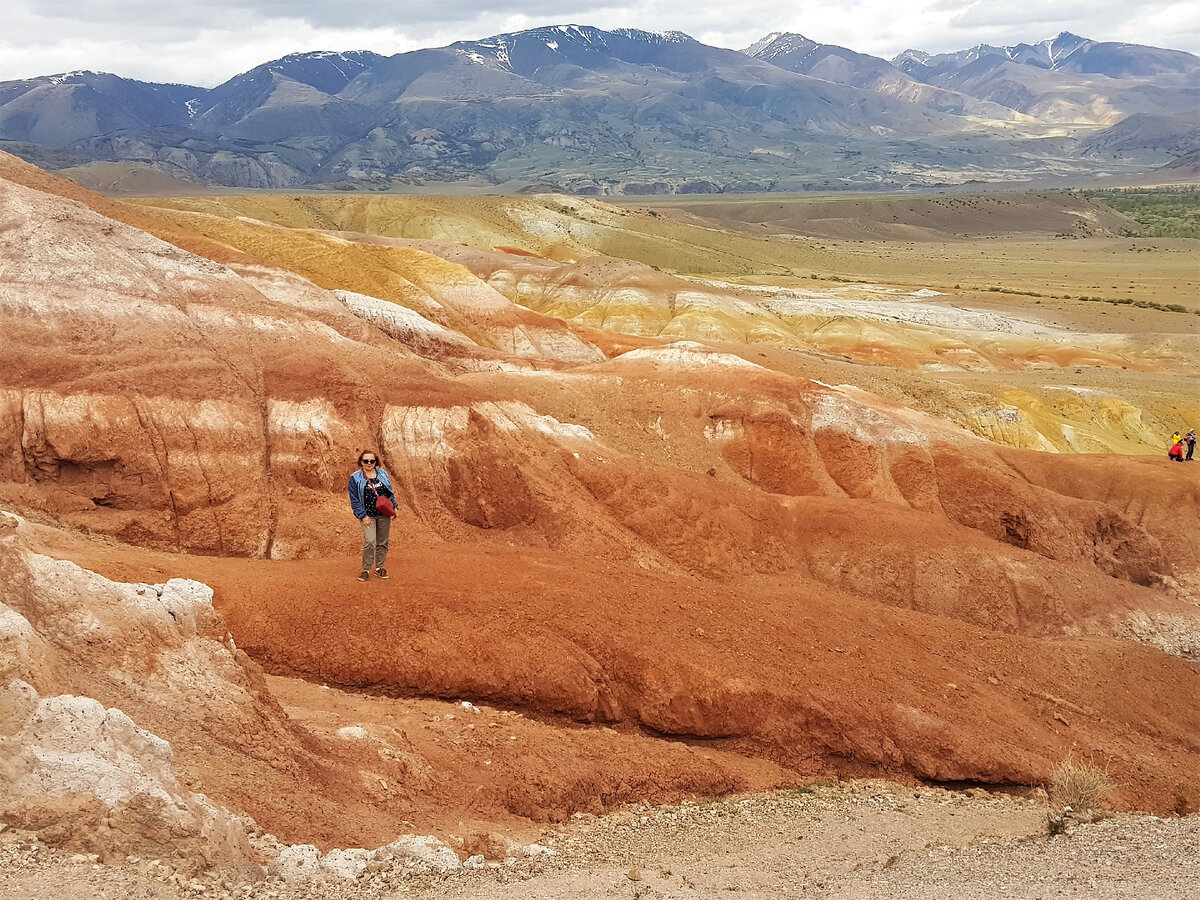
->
xmin=3 ymin=784 xmax=1197 ymax=899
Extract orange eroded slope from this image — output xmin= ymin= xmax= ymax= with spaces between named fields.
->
xmin=3 ymin=152 xmax=1200 ymax=841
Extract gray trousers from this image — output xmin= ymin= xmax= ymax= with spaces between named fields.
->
xmin=361 ymin=516 xmax=390 ymax=571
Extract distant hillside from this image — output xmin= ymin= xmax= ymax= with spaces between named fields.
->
xmin=893 ymin=32 xmax=1200 ymax=79
xmin=892 ymin=33 xmax=1200 ymax=124
xmin=743 ymin=32 xmax=1032 ymax=120
xmin=0 ymin=71 xmax=195 ymax=145
xmin=1163 ymin=148 xmax=1200 ymax=177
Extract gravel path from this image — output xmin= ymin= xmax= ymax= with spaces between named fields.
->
xmin=2 ymin=782 xmax=1198 ymax=900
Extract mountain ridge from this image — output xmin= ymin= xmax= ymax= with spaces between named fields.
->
xmin=894 ymin=31 xmax=1200 ymax=78
xmin=1 ymin=25 xmax=1196 ymax=192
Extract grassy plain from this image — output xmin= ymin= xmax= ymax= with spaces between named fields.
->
xmin=608 ymin=191 xmax=1200 ymax=325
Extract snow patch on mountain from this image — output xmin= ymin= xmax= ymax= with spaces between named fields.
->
xmin=46 ymin=71 xmax=93 ymax=85
xmin=894 ymin=32 xmax=1094 ymax=73
xmin=747 ymin=33 xmax=820 ymax=62
xmin=742 ymin=32 xmax=785 ymax=56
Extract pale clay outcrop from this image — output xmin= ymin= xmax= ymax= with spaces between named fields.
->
xmin=0 ymin=516 xmax=260 ymax=872
xmin=372 ymin=834 xmax=464 ymax=872
xmin=267 ymin=832 xmax=560 ymax=882
xmin=266 ymin=844 xmax=323 ymax=881
xmin=0 ymin=681 xmax=248 ymax=860
xmin=335 ymin=289 xmax=478 ymax=351
xmin=266 ymin=834 xmax=462 ymax=883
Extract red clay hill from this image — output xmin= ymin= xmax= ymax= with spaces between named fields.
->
xmin=1 ymin=151 xmax=1199 ymax=851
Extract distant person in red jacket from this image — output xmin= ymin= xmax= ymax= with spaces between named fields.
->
xmin=1186 ymin=429 xmax=1196 ymax=461
xmin=1169 ymin=440 xmax=1184 ymax=462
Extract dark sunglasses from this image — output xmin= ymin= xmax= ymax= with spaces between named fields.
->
xmin=361 ymin=458 xmax=377 ymax=465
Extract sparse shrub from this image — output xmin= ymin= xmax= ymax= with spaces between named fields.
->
xmin=776 ymin=786 xmax=816 ymax=798
xmin=1049 ymin=753 xmax=1112 ymax=815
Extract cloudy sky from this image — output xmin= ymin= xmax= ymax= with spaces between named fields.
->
xmin=4 ymin=0 xmax=1198 ymax=86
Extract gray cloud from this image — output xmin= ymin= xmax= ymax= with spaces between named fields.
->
xmin=29 ymin=0 xmax=584 ymax=32
xmin=2 ymin=0 xmax=1196 ymax=86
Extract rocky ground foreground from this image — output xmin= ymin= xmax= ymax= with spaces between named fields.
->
xmin=2 ymin=782 xmax=1197 ymax=900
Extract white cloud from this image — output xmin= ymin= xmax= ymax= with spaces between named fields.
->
xmin=0 ymin=0 xmax=1195 ymax=86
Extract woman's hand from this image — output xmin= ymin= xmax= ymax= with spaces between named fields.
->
xmin=361 ymin=517 xmax=371 ymax=525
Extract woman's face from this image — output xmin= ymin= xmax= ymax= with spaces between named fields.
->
xmin=360 ymin=455 xmax=377 ymax=470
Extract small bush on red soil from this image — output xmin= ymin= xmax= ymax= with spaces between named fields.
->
xmin=1047 ymin=753 xmax=1113 ymax=834
xmin=1050 ymin=754 xmax=1112 ymax=813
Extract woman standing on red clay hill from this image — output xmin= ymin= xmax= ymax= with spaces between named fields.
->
xmin=348 ymin=450 xmax=396 ymax=582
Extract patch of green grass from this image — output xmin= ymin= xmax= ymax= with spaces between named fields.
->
xmin=1082 ymin=186 xmax=1200 ymax=238
xmin=774 ymin=786 xmax=817 ymax=799
xmin=687 ymin=798 xmax=745 ymax=816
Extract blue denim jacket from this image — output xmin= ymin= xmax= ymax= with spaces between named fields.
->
xmin=348 ymin=468 xmax=394 ymax=519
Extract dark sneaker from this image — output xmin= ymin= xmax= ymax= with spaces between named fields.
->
xmin=357 ymin=570 xmax=370 ymax=582
xmin=376 ymin=567 xmax=389 ymax=580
